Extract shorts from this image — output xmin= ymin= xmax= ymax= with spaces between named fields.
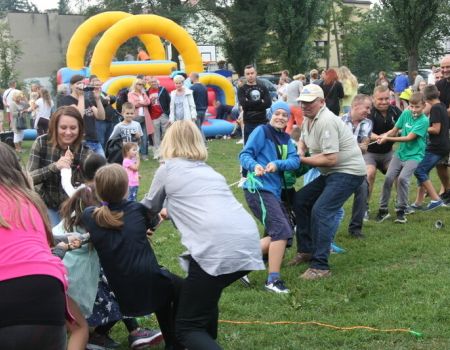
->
xmin=13 ymin=130 xmax=24 ymax=143
xmin=363 ymin=150 xmax=393 ymax=174
xmin=437 ymin=152 xmax=450 ymax=166
xmin=244 ymin=189 xmax=292 ymax=241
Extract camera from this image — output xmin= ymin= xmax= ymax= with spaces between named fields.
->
xmin=83 ymin=86 xmax=95 ymax=92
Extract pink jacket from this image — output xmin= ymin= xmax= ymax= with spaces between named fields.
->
xmin=0 ymin=190 xmax=68 ymax=290
xmin=128 ymin=91 xmax=154 ymax=135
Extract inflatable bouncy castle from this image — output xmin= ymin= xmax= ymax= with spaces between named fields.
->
xmin=52 ymin=11 xmax=235 ymax=138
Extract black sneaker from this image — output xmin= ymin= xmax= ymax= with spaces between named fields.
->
xmin=128 ymin=328 xmax=163 ymax=349
xmin=395 ymin=210 xmax=407 ymax=224
xmin=86 ymin=332 xmax=120 ymax=350
xmin=375 ymin=209 xmax=390 ymax=223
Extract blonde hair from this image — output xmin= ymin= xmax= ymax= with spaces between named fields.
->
xmin=173 ymin=75 xmax=185 ymax=84
xmin=338 ymin=66 xmax=358 ymax=89
xmin=130 ymin=78 xmax=145 ymax=93
xmin=160 ymin=120 xmax=208 ymax=161
xmin=12 ymin=90 xmax=25 ymax=103
xmin=92 ymin=164 xmax=128 ymax=230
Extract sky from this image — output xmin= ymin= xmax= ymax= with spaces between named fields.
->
xmin=34 ymin=0 xmax=59 ymax=11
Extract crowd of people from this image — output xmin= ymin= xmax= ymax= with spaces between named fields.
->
xmin=1 ymin=54 xmax=450 ymax=350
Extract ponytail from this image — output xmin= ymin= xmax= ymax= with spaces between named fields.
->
xmin=92 ymin=205 xmax=124 ymax=230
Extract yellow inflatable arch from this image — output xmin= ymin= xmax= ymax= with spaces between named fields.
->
xmin=90 ymin=14 xmax=203 ymax=82
xmin=66 ymin=11 xmax=165 ymax=70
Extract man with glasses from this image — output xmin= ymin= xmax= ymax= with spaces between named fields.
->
xmin=292 ymin=84 xmax=366 ymax=280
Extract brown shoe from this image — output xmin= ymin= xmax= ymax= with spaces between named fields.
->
xmin=301 ymin=268 xmax=331 ymax=280
xmin=287 ymin=253 xmax=312 ymax=266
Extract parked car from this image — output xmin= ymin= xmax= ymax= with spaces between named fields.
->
xmin=257 ymin=77 xmax=278 ymax=101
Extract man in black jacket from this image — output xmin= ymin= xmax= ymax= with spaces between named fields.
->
xmin=365 ymin=85 xmax=401 ymax=217
xmin=238 ymin=65 xmax=272 ymax=177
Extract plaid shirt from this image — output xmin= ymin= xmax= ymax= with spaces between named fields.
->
xmin=341 ymin=113 xmax=373 ymax=144
xmin=27 ymin=135 xmax=91 ymax=209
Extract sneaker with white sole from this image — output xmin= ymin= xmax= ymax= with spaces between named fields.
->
xmin=424 ymin=200 xmax=445 ymax=211
xmin=236 ymin=139 xmax=244 ymax=145
xmin=394 ymin=210 xmax=407 ymax=224
xmin=128 ymin=328 xmax=163 ymax=349
xmin=375 ymin=209 xmax=390 ymax=223
xmin=239 ymin=275 xmax=251 ymax=287
xmin=265 ymin=279 xmax=289 ymax=294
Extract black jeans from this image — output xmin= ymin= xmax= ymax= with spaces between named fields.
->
xmin=175 ymin=259 xmax=248 ymax=350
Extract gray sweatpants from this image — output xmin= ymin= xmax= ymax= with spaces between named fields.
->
xmin=380 ymin=155 xmax=419 ymax=211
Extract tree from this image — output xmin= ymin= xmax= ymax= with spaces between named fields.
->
xmin=340 ymin=4 xmax=404 ymax=93
xmin=205 ymin=0 xmax=269 ymax=76
xmin=0 ymin=22 xmax=22 ymax=88
xmin=268 ymin=0 xmax=326 ymax=74
xmin=380 ymin=0 xmax=440 ymax=78
xmin=58 ymin=0 xmax=71 ymax=14
xmin=0 ymin=0 xmax=37 ymax=13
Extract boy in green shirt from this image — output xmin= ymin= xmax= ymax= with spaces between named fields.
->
xmin=375 ymin=92 xmax=429 ymax=223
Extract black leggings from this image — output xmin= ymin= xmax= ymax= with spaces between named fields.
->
xmin=0 ymin=324 xmax=66 ymax=350
xmin=175 ymin=259 xmax=248 ymax=350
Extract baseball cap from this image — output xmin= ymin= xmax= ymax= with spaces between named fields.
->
xmin=297 ymin=84 xmax=324 ymax=102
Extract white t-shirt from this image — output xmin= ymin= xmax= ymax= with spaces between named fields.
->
xmin=35 ymin=98 xmax=54 ymax=120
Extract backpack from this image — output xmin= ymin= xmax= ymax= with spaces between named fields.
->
xmin=115 ymin=88 xmax=129 ymax=112
xmin=105 ymin=136 xmax=124 ymax=164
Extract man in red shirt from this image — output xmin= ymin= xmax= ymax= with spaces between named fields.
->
xmin=148 ymin=77 xmax=170 ymax=159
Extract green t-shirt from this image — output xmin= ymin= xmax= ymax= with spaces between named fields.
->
xmin=395 ymin=109 xmax=429 ymax=162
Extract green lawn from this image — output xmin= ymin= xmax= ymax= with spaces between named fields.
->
xmin=19 ymin=139 xmax=450 ymax=349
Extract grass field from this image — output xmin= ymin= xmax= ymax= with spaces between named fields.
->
xmin=18 ymin=138 xmax=450 ymax=349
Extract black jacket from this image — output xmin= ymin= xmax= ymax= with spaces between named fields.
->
xmin=82 ymin=201 xmax=172 ymax=316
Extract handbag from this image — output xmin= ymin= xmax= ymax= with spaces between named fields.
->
xmin=15 ymin=111 xmax=28 ymax=130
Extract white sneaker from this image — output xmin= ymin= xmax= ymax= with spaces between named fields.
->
xmin=265 ymin=280 xmax=289 ymax=294
xmin=237 ymin=177 xmax=247 ymax=188
xmin=236 ymin=139 xmax=244 ymax=144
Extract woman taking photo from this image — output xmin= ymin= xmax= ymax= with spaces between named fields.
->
xmin=27 ymin=106 xmax=91 ymax=226
xmin=319 ymin=68 xmax=344 ymax=116
xmin=33 ymin=88 xmax=54 ymax=136
xmin=169 ymin=75 xmax=197 ymax=123
xmin=142 ymin=120 xmax=264 ymax=350
xmin=9 ymin=90 xmax=29 ymax=153
xmin=0 ymin=142 xmax=69 ymax=350
xmin=128 ymin=78 xmax=153 ymax=160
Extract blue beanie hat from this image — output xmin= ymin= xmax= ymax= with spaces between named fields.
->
xmin=270 ymin=101 xmax=291 ymax=118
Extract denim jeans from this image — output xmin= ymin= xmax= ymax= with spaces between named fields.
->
xmin=414 ymin=151 xmax=444 ymax=185
xmin=139 ymin=121 xmax=148 ymax=156
xmin=95 ymin=120 xmax=114 ymax=150
xmin=195 ymin=111 xmax=206 ymax=143
xmin=349 ymin=177 xmax=369 ymax=235
xmin=128 ymin=186 xmax=139 ymax=201
xmin=84 ymin=140 xmax=105 ymax=158
xmin=294 ymin=173 xmax=365 ymax=270
xmin=47 ymin=208 xmax=61 ymax=227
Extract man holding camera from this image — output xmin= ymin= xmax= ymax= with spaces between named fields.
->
xmin=60 ymin=74 xmax=105 ymax=156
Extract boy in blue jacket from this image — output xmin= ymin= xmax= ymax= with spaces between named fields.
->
xmin=240 ymin=101 xmax=300 ymax=293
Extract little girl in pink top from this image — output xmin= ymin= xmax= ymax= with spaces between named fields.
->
xmin=122 ymin=142 xmax=140 ymax=201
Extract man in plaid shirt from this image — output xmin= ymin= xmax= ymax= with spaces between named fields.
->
xmin=341 ymin=94 xmax=373 ymax=238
